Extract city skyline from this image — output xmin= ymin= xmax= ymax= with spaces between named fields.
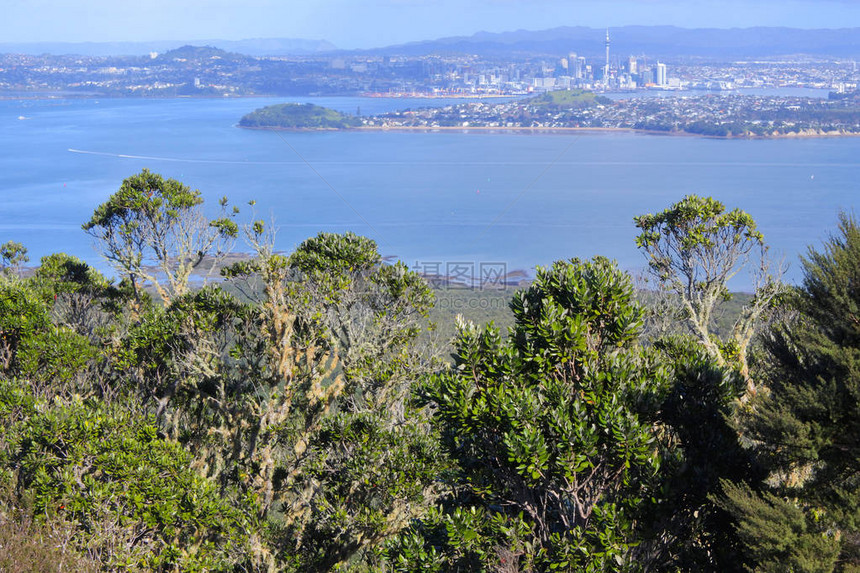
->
xmin=2 ymin=0 xmax=860 ymax=50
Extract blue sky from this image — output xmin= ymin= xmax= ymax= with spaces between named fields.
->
xmin=3 ymin=0 xmax=860 ymax=48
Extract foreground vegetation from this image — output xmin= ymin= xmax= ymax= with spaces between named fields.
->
xmin=0 ymin=171 xmax=857 ymax=572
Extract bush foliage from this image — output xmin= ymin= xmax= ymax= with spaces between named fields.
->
xmin=0 ymin=172 xmax=856 ymax=572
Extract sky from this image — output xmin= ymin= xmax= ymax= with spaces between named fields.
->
xmin=2 ymin=0 xmax=860 ymax=49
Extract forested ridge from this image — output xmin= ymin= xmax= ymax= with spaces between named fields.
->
xmin=0 ymin=170 xmax=858 ymax=572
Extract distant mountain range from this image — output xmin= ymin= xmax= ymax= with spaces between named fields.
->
xmin=0 ymin=38 xmax=337 ymax=57
xmin=2 ymin=27 xmax=859 ymax=59
xmin=366 ymin=26 xmax=860 ymax=59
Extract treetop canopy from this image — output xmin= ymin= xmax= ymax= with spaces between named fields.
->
xmin=82 ymin=168 xmax=205 ymax=232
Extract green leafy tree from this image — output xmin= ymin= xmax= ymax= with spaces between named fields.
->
xmin=82 ymin=169 xmax=238 ymax=304
xmin=31 ymin=253 xmax=116 ymax=340
xmin=391 ymin=257 xmax=668 ymax=571
xmin=224 ymin=230 xmax=443 ymax=571
xmin=723 ymin=213 xmax=860 ymax=572
xmin=717 ymin=481 xmax=840 ymax=572
xmin=0 ymin=280 xmax=95 ymax=387
xmin=0 ymin=241 xmax=28 ymax=276
xmin=32 ymin=253 xmax=110 ymax=300
xmin=0 ymin=378 xmax=257 ymax=571
xmin=112 ymin=227 xmax=442 ymax=570
xmin=266 ymin=232 xmax=444 ymax=570
xmin=632 ymin=336 xmax=761 ymax=572
xmin=634 ymin=195 xmax=784 ymax=386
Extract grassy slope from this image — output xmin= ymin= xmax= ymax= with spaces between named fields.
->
xmin=428 ymin=283 xmax=755 ymax=352
xmin=527 ymin=89 xmax=610 ymax=108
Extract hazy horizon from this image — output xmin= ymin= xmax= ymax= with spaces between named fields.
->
xmin=3 ymin=0 xmax=860 ymax=50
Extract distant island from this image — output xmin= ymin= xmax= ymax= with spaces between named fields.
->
xmin=238 ymin=103 xmax=362 ymax=130
xmin=237 ymin=90 xmax=860 ymax=138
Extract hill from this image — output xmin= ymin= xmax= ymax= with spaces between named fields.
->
xmin=238 ymin=103 xmax=362 ymax=129
xmin=527 ymin=89 xmax=611 ymax=108
xmin=364 ymin=26 xmax=860 ymax=59
xmin=0 ymin=37 xmax=337 ymax=57
xmin=4 ymin=27 xmax=859 ymax=59
xmin=156 ymin=45 xmax=247 ymax=63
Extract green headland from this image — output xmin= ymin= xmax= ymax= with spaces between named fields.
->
xmin=238 ymin=102 xmax=362 ymax=129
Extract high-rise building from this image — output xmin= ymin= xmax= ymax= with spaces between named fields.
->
xmin=628 ymin=56 xmax=638 ymax=75
xmin=575 ymin=57 xmax=585 ymax=79
xmin=604 ymin=29 xmax=611 ymax=81
xmin=639 ymin=67 xmax=653 ymax=85
xmin=656 ymin=62 xmax=667 ymax=86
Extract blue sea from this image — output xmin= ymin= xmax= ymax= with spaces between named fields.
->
xmin=1 ymin=95 xmax=858 ymax=289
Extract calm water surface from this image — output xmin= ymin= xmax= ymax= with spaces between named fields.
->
xmin=1 ymin=96 xmax=858 ymax=288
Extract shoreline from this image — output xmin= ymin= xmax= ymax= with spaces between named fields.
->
xmin=238 ymin=124 xmax=860 ymax=140
xmin=0 ymin=92 xmax=522 ymax=102
xmin=359 ymin=92 xmax=524 ymax=99
xmin=10 ymin=92 xmax=860 ymax=141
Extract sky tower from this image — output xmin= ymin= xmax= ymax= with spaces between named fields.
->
xmin=604 ymin=28 xmax=611 ymax=83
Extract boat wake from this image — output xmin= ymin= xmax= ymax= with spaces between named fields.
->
xmin=66 ymin=149 xmax=858 ymax=168
xmin=67 ymin=148 xmax=298 ymax=165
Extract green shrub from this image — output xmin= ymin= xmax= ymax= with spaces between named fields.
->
xmin=0 ymin=378 xmax=257 ymax=571
xmin=0 ymin=280 xmax=97 ymax=387
xmin=394 ymin=257 xmax=668 ymax=571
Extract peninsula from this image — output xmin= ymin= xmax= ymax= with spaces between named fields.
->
xmin=237 ymin=90 xmax=860 ymax=138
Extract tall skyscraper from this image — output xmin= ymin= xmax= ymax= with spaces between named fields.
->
xmin=656 ymin=62 xmax=667 ymax=86
xmin=628 ymin=56 xmax=638 ymax=75
xmin=575 ymin=56 xmax=585 ymax=79
xmin=639 ymin=67 xmax=653 ymax=85
xmin=604 ymin=29 xmax=611 ymax=81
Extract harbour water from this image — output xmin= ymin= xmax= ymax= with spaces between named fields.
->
xmin=2 ymin=95 xmax=858 ymax=289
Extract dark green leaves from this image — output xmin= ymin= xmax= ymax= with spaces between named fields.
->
xmin=0 ymin=379 xmax=254 ymax=570
xmin=418 ymin=257 xmax=666 ymax=571
xmin=82 ymin=169 xmax=204 ymax=232
xmin=82 ymin=169 xmax=239 ymax=303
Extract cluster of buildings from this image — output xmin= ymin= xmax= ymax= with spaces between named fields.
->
xmin=540 ymin=31 xmax=673 ymax=92
xmin=362 ymin=91 xmax=860 ymax=136
xmin=540 ymin=51 xmax=672 ymax=91
xmin=0 ymin=33 xmax=858 ymax=99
